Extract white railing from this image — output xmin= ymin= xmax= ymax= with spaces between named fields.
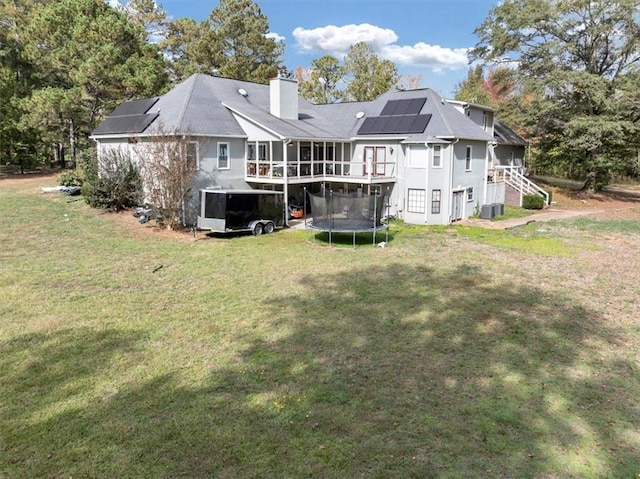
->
xmin=245 ymin=159 xmax=396 ymax=182
xmin=496 ymin=166 xmax=550 ymax=206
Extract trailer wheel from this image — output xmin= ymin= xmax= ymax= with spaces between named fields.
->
xmin=252 ymin=223 xmax=264 ymax=236
xmin=264 ymin=222 xmax=275 ymax=234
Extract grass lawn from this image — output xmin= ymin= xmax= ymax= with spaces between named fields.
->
xmin=1 ymin=176 xmax=639 ymax=478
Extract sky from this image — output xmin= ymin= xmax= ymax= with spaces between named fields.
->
xmin=158 ymin=0 xmax=499 ymax=97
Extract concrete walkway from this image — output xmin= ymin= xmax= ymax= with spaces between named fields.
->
xmin=463 ymin=208 xmax=604 ymax=230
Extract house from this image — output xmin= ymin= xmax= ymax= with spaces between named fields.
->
xmin=91 ymin=73 xmax=548 ymax=226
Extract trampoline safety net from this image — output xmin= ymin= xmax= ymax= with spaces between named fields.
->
xmin=307 ymin=191 xmax=387 ymax=233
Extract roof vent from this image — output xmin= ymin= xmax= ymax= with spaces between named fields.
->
xmin=238 ymin=88 xmax=248 ymax=97
xmin=356 ymin=111 xmax=365 ymax=119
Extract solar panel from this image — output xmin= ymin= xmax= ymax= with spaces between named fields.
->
xmin=380 ymin=98 xmax=427 ymax=116
xmin=408 ymin=114 xmax=432 ymax=133
xmin=92 ymin=113 xmax=159 ymax=135
xmin=371 ymin=116 xmax=389 ymax=134
xmin=110 ymin=97 xmax=159 ymax=117
xmin=406 ymin=98 xmax=426 ymax=115
xmin=397 ymin=116 xmax=416 ymax=133
xmin=357 ymin=97 xmax=430 ymax=135
xmin=396 ymin=99 xmax=410 ymax=115
xmin=380 ymin=100 xmax=400 ymax=116
xmin=357 ymin=117 xmax=377 ymax=135
xmin=356 ymin=113 xmax=431 ymax=135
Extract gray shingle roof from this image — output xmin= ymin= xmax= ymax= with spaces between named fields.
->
xmin=494 ymin=119 xmax=528 ymax=146
xmin=92 ymin=74 xmax=495 ymax=143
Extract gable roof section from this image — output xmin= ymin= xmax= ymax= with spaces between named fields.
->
xmin=494 ymin=119 xmax=528 ymax=146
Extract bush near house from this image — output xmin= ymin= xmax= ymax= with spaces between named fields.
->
xmin=56 ymin=169 xmax=82 ymax=187
xmin=81 ymin=149 xmax=142 ymax=211
xmin=522 ymin=193 xmax=545 ymax=209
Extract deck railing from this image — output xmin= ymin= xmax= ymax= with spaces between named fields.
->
xmin=246 ymin=159 xmax=396 ymax=182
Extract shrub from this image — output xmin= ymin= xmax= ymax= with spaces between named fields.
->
xmin=522 ymin=193 xmax=545 ymax=210
xmin=57 ymin=169 xmax=82 ymax=187
xmin=81 ymin=148 xmax=142 ymax=211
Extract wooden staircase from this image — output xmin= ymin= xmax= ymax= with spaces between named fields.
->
xmin=502 ymin=168 xmax=550 ymax=206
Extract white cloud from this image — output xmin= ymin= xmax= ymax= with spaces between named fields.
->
xmin=266 ymin=32 xmax=286 ymax=43
xmin=292 ymin=23 xmax=470 ymax=72
xmin=382 ymin=43 xmax=469 ymax=72
xmin=293 ymin=24 xmax=398 ymax=55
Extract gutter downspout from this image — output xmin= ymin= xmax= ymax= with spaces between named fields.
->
xmin=424 ymin=141 xmax=430 ymax=224
xmin=448 ymin=138 xmax=459 ymax=224
xmin=283 ymin=139 xmax=292 ymax=227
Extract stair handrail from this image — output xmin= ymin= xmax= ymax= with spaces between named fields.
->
xmin=498 ymin=166 xmax=550 ymax=205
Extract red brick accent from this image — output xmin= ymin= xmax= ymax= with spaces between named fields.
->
xmin=505 ymin=184 xmax=521 ymax=206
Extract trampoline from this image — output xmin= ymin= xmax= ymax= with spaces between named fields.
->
xmin=304 ymin=189 xmax=389 ymax=247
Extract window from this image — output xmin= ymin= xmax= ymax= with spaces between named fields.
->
xmin=217 ymin=142 xmax=229 ymax=169
xmin=431 ymin=189 xmax=441 ymax=214
xmin=482 ymin=112 xmax=488 ymax=131
xmin=185 ymin=142 xmax=198 ymax=170
xmin=465 ymin=146 xmax=472 ymax=171
xmin=248 ymin=143 xmax=256 ymax=161
xmin=407 ymin=188 xmax=426 ymax=213
xmin=432 ymin=145 xmax=442 ymax=168
xmin=467 ymin=187 xmax=474 ymax=202
xmin=408 ymin=145 xmax=427 ymax=168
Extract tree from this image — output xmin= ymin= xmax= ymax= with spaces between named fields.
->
xmin=297 ymin=42 xmax=399 ymax=104
xmin=163 ymin=0 xmax=283 ymax=85
xmin=471 ymin=0 xmax=640 ymax=190
xmin=297 ymin=55 xmax=345 ymax=104
xmin=118 ymin=0 xmax=168 ymax=40
xmin=397 ymin=73 xmax=424 ymax=91
xmin=161 ymin=17 xmax=216 ymax=82
xmin=134 ymin=128 xmax=199 ymax=230
xmin=18 ymin=0 xmax=168 ymax=165
xmin=0 ymin=0 xmax=44 ymax=170
xmin=208 ymin=0 xmax=284 ymax=83
xmin=454 ymin=65 xmax=492 ymax=106
xmin=343 ymin=42 xmax=398 ymax=102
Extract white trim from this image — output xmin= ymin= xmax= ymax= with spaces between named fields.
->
xmin=432 ymin=144 xmax=442 ymax=168
xmin=222 ymin=102 xmax=286 ymax=140
xmin=217 ymin=141 xmax=230 ymax=170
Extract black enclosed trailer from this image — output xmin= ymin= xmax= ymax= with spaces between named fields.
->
xmin=197 ymin=189 xmax=285 ymax=235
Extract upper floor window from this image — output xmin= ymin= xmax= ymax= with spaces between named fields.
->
xmin=465 ymin=146 xmax=472 ymax=171
xmin=432 ymin=145 xmax=442 ymax=168
xmin=218 ymin=142 xmax=229 ymax=170
xmin=482 ymin=112 xmax=488 ymax=131
xmin=185 ymin=142 xmax=198 ymax=170
xmin=407 ymin=145 xmax=426 ymax=168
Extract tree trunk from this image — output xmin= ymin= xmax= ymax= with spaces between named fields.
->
xmin=69 ymin=119 xmax=76 ymax=167
xmin=581 ymin=170 xmax=598 ymax=192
